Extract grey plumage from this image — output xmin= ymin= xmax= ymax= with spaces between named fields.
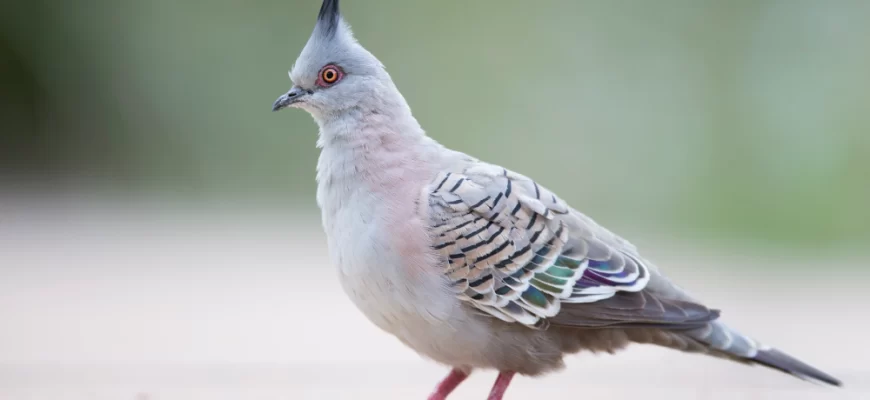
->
xmin=271 ymin=0 xmax=841 ymax=395
xmin=316 ymin=0 xmax=340 ymax=37
xmin=753 ymin=348 xmax=841 ymax=386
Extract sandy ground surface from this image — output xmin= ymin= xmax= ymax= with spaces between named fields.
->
xmin=0 ymin=198 xmax=867 ymax=399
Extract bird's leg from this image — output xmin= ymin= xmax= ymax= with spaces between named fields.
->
xmin=486 ymin=371 xmax=515 ymax=400
xmin=427 ymin=368 xmax=471 ymax=400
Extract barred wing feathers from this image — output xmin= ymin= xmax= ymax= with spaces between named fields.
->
xmin=427 ymin=164 xmax=718 ymax=329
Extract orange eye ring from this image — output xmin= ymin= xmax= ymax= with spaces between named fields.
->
xmin=320 ymin=66 xmax=341 ymax=85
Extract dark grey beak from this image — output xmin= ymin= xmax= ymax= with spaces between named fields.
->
xmin=272 ymin=87 xmax=308 ymax=112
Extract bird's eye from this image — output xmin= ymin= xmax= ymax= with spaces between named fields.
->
xmin=318 ymin=65 xmax=343 ymax=86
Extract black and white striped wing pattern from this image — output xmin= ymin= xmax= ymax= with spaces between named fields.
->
xmin=427 ymin=164 xmax=653 ymax=328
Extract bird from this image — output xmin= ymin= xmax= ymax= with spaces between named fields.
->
xmin=271 ymin=1 xmax=841 ymax=399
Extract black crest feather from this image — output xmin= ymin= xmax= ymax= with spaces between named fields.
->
xmin=317 ymin=0 xmax=341 ymax=37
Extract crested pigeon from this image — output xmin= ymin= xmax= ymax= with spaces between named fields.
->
xmin=271 ymin=1 xmax=841 ymax=398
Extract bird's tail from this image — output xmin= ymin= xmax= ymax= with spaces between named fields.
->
xmin=686 ymin=321 xmax=842 ymax=386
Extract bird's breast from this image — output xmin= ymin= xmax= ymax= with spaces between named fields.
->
xmin=319 ymin=186 xmax=452 ymax=337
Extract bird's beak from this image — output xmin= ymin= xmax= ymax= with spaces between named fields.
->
xmin=272 ymin=86 xmax=308 ymax=112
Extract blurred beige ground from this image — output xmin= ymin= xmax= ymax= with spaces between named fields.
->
xmin=4 ymin=2 xmax=870 ymax=399
xmin=0 ymin=196 xmax=867 ymax=399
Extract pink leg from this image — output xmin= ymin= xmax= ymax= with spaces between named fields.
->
xmin=427 ymin=368 xmax=471 ymax=400
xmin=486 ymin=371 xmax=515 ymax=400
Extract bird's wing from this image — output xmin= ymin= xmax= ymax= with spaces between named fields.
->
xmin=427 ymin=163 xmax=718 ymax=329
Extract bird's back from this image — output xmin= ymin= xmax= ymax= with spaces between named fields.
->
xmin=424 ymin=160 xmax=841 ymax=385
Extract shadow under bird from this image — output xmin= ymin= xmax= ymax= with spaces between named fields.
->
xmin=272 ymin=1 xmax=841 ymax=398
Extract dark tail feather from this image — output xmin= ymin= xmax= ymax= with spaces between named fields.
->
xmin=679 ymin=321 xmax=841 ymax=386
xmin=752 ymin=348 xmax=842 ymax=387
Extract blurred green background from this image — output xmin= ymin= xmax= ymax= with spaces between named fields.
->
xmin=0 ymin=3 xmax=868 ymax=398
xmin=2 ymin=0 xmax=869 ymax=248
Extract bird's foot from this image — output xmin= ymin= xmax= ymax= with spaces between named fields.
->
xmin=427 ymin=368 xmax=471 ymax=400
xmin=486 ymin=371 xmax=515 ymax=400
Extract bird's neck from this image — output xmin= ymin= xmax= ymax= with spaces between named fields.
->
xmin=314 ymin=103 xmax=439 ymax=216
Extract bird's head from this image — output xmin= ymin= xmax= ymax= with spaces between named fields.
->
xmin=272 ymin=0 xmax=395 ymax=121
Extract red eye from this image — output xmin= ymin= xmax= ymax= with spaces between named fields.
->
xmin=318 ymin=65 xmax=343 ymax=86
